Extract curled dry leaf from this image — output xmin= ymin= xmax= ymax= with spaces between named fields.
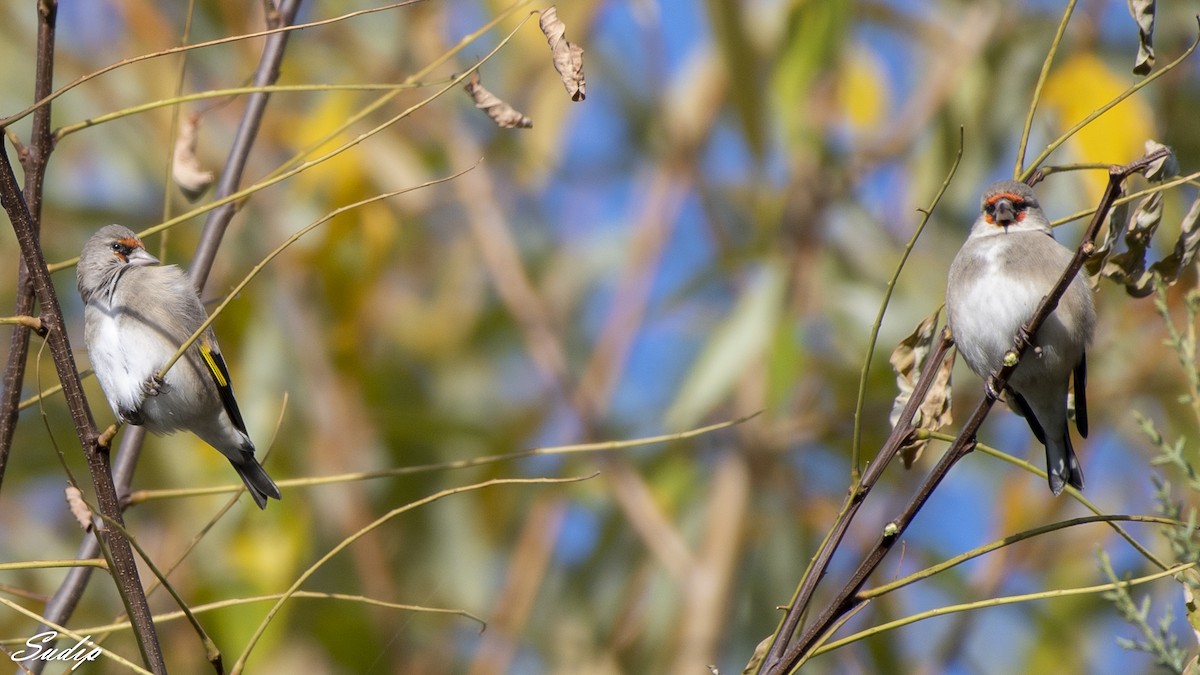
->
xmin=1150 ymin=195 xmax=1200 ymax=283
xmin=1085 ymin=188 xmax=1128 ymax=281
xmin=539 ymin=6 xmax=586 ymax=101
xmin=1182 ymin=568 xmax=1200 ymax=652
xmin=65 ymin=485 xmax=94 ymax=532
xmin=1102 ymin=191 xmax=1163 ymax=297
xmin=173 ymin=113 xmax=216 ymax=201
xmin=1143 ymin=139 xmax=1177 ymax=182
xmin=1087 ymin=142 xmax=1176 ymax=289
xmin=889 ymin=309 xmax=954 ymax=468
xmin=1129 ymin=0 xmax=1156 ymax=75
xmin=464 ymin=72 xmax=533 ymax=129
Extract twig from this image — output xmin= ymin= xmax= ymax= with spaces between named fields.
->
xmin=31 ymin=0 xmax=304 ymax=661
xmin=1014 ymin=0 xmax=1076 ymax=179
xmin=232 ymin=474 xmax=596 ymax=674
xmin=1018 ymin=20 xmax=1200 ymax=182
xmin=850 ymin=128 xmax=963 ymax=475
xmin=0 ymin=0 xmax=427 ymax=130
xmin=0 ymin=0 xmax=59 ymax=497
xmin=762 ymin=147 xmax=1173 ymax=675
xmin=761 ymin=148 xmax=966 ymax=670
xmin=0 ymin=140 xmax=165 ymax=672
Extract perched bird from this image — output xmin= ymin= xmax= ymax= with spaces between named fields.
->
xmin=946 ymin=180 xmax=1096 ymax=495
xmin=77 ymin=225 xmax=281 ymax=509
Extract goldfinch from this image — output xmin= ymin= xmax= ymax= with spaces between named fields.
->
xmin=77 ymin=225 xmax=281 ymax=508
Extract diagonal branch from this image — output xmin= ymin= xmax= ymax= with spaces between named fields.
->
xmin=0 ymin=140 xmax=165 ymax=672
xmin=0 ymin=0 xmax=59 ymax=495
xmin=31 ymin=1 xmax=304 ymax=667
xmin=762 ymin=148 xmax=1171 ymax=674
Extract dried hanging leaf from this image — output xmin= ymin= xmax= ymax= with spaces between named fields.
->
xmin=1143 ymin=139 xmax=1177 ymax=182
xmin=173 ymin=113 xmax=215 ymax=201
xmin=1129 ymin=0 xmax=1156 ymax=75
xmin=1149 ymin=195 xmax=1200 ymax=283
xmin=539 ymin=6 xmax=586 ymax=101
xmin=464 ymin=72 xmax=533 ymax=129
xmin=1085 ymin=188 xmax=1128 ymax=281
xmin=65 ymin=485 xmax=93 ymax=532
xmin=889 ymin=309 xmax=954 ymax=468
xmin=1102 ymin=191 xmax=1163 ymax=297
xmin=1182 ymin=568 xmax=1200 ymax=651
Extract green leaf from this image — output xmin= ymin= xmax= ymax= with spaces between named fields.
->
xmin=665 ymin=262 xmax=786 ymax=429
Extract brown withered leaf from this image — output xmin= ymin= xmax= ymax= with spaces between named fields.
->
xmin=1085 ymin=188 xmax=1128 ymax=282
xmin=464 ymin=72 xmax=533 ymax=129
xmin=540 ymin=6 xmax=586 ymax=101
xmin=173 ymin=113 xmax=215 ymax=201
xmin=1101 ymin=191 xmax=1163 ymax=297
xmin=889 ymin=309 xmax=954 ymax=468
xmin=1143 ymin=139 xmax=1177 ymax=182
xmin=65 ymin=485 xmax=94 ymax=532
xmin=1149 ymin=195 xmax=1200 ymax=284
xmin=1129 ymin=0 xmax=1156 ymax=75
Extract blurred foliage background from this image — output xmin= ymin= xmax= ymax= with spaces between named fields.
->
xmin=1 ymin=0 xmax=1200 ymax=673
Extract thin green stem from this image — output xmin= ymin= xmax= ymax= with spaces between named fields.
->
xmin=126 ymin=413 xmax=756 ymax=504
xmin=850 ymin=127 xmax=963 ymax=477
xmin=807 ymin=563 xmax=1194 ymax=660
xmin=46 ymin=8 xmax=531 ymax=274
xmin=0 ymin=1 xmax=427 ymax=129
xmin=1020 ymin=20 xmax=1200 ymax=182
xmin=56 ymin=82 xmax=441 ymax=140
xmin=1015 ymin=0 xmax=1076 ymax=178
xmin=230 ymin=475 xmax=595 ymax=674
xmin=154 ymin=166 xmax=476 ymax=382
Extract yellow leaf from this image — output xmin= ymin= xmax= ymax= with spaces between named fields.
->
xmin=1041 ymin=53 xmax=1155 ymax=203
xmin=837 ymin=50 xmax=888 ymax=132
xmin=285 ymin=93 xmax=370 ymax=204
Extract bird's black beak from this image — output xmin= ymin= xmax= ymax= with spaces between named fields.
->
xmin=993 ymin=198 xmax=1015 ymax=227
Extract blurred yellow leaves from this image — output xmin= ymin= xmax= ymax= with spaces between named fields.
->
xmin=1041 ymin=53 xmax=1155 ymax=202
xmin=837 ymin=51 xmax=888 ymax=133
xmin=287 ymin=93 xmax=369 ymax=205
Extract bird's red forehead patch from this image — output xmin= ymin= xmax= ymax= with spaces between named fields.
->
xmin=117 ymin=237 xmax=142 ymax=249
xmin=985 ymin=191 xmax=1027 ymax=206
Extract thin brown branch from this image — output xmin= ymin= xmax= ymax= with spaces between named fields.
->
xmin=762 ymin=148 xmax=1172 ymax=674
xmin=0 ymin=0 xmax=58 ymax=497
xmin=0 ymin=141 xmax=165 ymax=671
xmin=34 ymin=0 xmax=304 ymax=659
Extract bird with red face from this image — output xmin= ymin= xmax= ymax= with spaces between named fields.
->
xmin=946 ymin=180 xmax=1096 ymax=495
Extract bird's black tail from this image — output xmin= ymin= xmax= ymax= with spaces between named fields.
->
xmin=1045 ymin=431 xmax=1084 ymax=497
xmin=231 ymin=452 xmax=282 ymax=510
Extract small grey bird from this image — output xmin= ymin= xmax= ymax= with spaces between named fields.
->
xmin=77 ymin=225 xmax=281 ymax=509
xmin=946 ymin=180 xmax=1096 ymax=495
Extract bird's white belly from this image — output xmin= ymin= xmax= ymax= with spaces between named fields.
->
xmin=953 ymin=272 xmax=1045 ymax=374
xmin=87 ymin=307 xmax=178 ymax=421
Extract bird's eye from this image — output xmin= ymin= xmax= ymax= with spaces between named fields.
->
xmin=110 ymin=242 xmax=133 ymax=257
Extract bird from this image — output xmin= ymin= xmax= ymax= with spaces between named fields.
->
xmin=946 ymin=180 xmax=1096 ymax=495
xmin=77 ymin=224 xmax=281 ymax=509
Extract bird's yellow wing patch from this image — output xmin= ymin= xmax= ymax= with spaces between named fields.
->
xmin=198 ymin=339 xmax=247 ymax=434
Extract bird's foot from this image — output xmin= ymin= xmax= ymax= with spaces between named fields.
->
xmin=119 ymin=407 xmax=145 ymax=426
xmin=140 ymin=375 xmax=169 ymax=398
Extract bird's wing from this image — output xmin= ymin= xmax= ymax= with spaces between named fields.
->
xmin=197 ymin=335 xmax=249 ymax=436
xmin=1006 ymin=387 xmax=1047 ymax=445
xmin=1074 ymin=353 xmax=1088 ymax=438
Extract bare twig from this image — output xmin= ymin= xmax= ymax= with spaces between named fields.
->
xmin=32 ymin=1 xmax=304 ymax=662
xmin=761 ymin=148 xmax=1172 ymax=675
xmin=0 ymin=141 xmax=165 ymax=671
xmin=761 ymin=146 xmax=965 ymax=670
xmin=0 ymin=0 xmax=58 ymax=495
